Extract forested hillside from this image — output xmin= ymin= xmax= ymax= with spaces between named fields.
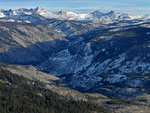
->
xmin=0 ymin=69 xmax=112 ymax=113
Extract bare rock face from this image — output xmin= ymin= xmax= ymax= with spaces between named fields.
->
xmin=37 ymin=22 xmax=150 ymax=97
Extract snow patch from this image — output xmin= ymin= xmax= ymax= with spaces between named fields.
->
xmin=105 ymin=74 xmax=127 ymax=84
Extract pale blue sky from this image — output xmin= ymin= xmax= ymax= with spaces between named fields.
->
xmin=0 ymin=0 xmax=150 ymax=15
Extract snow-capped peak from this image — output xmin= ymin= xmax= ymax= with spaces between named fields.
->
xmin=0 ymin=7 xmax=149 ymax=22
xmin=31 ymin=7 xmax=55 ymax=18
xmin=33 ymin=7 xmax=47 ymax=13
xmin=108 ymin=10 xmax=115 ymax=15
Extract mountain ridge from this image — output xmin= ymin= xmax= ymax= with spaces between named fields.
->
xmin=0 ymin=7 xmax=145 ymax=22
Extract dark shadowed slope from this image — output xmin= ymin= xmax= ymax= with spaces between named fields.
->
xmin=0 ymin=22 xmax=68 ymax=65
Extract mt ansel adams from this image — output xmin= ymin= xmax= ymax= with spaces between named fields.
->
xmin=1 ymin=6 xmax=150 ymax=113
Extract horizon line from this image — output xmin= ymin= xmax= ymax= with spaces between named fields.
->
xmin=0 ymin=6 xmax=149 ymax=16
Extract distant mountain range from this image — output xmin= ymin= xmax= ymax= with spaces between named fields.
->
xmin=0 ymin=7 xmax=149 ymax=22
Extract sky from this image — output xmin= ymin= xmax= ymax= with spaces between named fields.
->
xmin=0 ymin=0 xmax=150 ymax=15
